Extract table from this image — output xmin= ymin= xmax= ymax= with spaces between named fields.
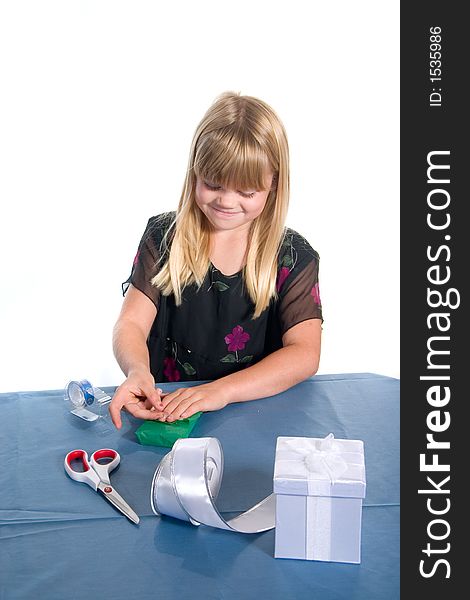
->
xmin=0 ymin=373 xmax=399 ymax=600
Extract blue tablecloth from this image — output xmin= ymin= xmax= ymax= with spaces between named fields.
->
xmin=0 ymin=373 xmax=399 ymax=600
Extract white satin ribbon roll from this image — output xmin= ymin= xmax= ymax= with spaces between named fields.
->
xmin=150 ymin=437 xmax=275 ymax=533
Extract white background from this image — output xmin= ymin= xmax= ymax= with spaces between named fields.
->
xmin=0 ymin=1 xmax=399 ymax=393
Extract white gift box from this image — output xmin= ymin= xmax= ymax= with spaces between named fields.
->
xmin=273 ymin=434 xmax=366 ymax=563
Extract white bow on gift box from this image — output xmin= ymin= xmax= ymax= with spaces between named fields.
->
xmin=285 ymin=433 xmax=349 ymax=487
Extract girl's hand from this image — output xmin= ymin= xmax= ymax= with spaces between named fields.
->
xmin=157 ymin=381 xmax=231 ymax=422
xmin=109 ymin=368 xmax=165 ymax=429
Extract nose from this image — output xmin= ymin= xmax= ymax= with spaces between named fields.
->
xmin=214 ymin=189 xmax=238 ymax=208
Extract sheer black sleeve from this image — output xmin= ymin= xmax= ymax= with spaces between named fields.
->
xmin=276 ymin=230 xmax=323 ymax=336
xmin=121 ymin=213 xmax=174 ymax=308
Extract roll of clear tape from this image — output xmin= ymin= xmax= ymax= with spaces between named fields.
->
xmin=150 ymin=437 xmax=276 ymax=533
xmin=65 ymin=379 xmax=95 ymax=407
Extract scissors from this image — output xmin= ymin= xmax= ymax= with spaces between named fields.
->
xmin=64 ymin=448 xmax=140 ymax=524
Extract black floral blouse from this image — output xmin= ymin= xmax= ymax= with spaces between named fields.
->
xmin=122 ymin=212 xmax=323 ymax=383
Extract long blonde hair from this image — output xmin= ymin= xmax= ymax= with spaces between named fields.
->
xmin=152 ymin=91 xmax=290 ymax=318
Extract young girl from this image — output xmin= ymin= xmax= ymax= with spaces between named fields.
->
xmin=110 ymin=92 xmax=323 ymax=429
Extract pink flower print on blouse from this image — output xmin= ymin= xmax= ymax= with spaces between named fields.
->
xmin=224 ymin=326 xmax=250 ymax=352
xmin=276 ymin=267 xmax=290 ymax=292
xmin=163 ymin=357 xmax=180 ymax=382
xmin=311 ymin=282 xmax=321 ymax=306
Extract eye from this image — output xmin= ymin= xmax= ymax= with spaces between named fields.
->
xmin=203 ymin=180 xmax=256 ymax=198
xmin=204 ymin=181 xmax=221 ymax=191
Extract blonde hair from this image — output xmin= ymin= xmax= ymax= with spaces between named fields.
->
xmin=152 ymin=91 xmax=290 ymax=318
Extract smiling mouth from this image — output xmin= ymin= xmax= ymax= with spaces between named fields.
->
xmin=211 ymin=206 xmax=241 ymax=216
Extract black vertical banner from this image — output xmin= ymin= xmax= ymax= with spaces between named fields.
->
xmin=401 ymin=3 xmax=465 ymax=597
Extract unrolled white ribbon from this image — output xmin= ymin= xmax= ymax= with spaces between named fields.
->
xmin=150 ymin=437 xmax=275 ymax=533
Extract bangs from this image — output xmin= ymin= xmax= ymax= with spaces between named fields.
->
xmin=193 ymin=128 xmax=273 ymax=192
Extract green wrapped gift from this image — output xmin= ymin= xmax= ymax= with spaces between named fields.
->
xmin=135 ymin=412 xmax=203 ymax=447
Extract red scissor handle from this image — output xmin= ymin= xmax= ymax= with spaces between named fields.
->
xmin=66 ymin=449 xmax=91 ymax=471
xmin=92 ymin=449 xmax=118 ymax=461
xmin=64 ymin=449 xmax=101 ymax=490
xmin=90 ymin=448 xmax=120 ymax=485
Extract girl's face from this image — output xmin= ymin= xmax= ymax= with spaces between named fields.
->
xmin=195 ymin=173 xmax=273 ymax=234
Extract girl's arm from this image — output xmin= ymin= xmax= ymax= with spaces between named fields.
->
xmin=110 ymin=284 xmax=164 ymax=428
xmin=158 ymin=318 xmax=322 ymax=421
